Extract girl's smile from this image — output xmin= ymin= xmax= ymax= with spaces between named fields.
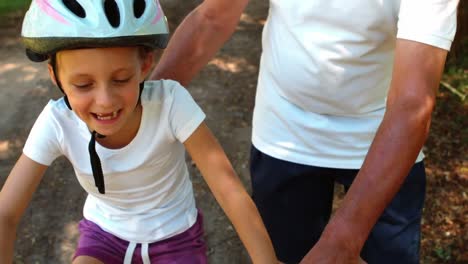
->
xmin=94 ymin=110 xmax=120 ymax=121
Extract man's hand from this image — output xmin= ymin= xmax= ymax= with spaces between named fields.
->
xmin=299 ymin=237 xmax=367 ymax=264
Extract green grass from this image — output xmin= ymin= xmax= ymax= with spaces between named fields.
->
xmin=0 ymin=0 xmax=31 ymax=15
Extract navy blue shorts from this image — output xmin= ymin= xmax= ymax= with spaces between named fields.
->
xmin=250 ymin=145 xmax=425 ymax=264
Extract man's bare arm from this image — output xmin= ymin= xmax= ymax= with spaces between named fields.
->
xmin=301 ymin=39 xmax=448 ymax=263
xmin=150 ymin=0 xmax=249 ymax=86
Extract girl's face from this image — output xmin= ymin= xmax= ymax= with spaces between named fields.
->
xmin=49 ymin=47 xmax=153 ymax=145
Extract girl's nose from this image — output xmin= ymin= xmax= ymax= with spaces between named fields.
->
xmin=95 ymin=85 xmax=115 ymax=108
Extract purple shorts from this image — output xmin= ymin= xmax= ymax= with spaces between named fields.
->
xmin=73 ymin=212 xmax=207 ymax=264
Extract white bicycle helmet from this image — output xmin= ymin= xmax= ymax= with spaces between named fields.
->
xmin=21 ymin=0 xmax=169 ymax=62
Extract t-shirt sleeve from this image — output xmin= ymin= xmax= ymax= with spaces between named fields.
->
xmin=168 ymin=84 xmax=206 ymax=143
xmin=397 ymin=0 xmax=459 ymax=50
xmin=23 ymin=101 xmax=62 ymax=166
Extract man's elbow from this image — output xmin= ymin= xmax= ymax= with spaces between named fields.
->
xmin=388 ymin=90 xmax=436 ymax=137
xmin=388 ymin=82 xmax=437 ymax=116
xmin=407 ymin=92 xmax=436 ymax=119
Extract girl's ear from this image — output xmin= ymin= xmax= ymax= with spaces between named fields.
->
xmin=140 ymin=51 xmax=154 ymax=81
xmin=47 ymin=63 xmax=58 ymax=86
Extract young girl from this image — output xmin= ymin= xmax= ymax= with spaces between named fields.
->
xmin=0 ymin=1 xmax=277 ymax=263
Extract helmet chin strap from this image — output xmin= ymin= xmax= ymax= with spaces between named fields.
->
xmin=89 ymin=131 xmax=106 ymax=194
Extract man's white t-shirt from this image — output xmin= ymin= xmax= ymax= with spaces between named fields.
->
xmin=252 ymin=0 xmax=459 ymax=168
xmin=23 ymin=80 xmax=205 ymax=243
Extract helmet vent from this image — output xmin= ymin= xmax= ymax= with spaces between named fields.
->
xmin=62 ymin=0 xmax=86 ymax=18
xmin=104 ymin=0 xmax=121 ymax=28
xmin=134 ymin=0 xmax=146 ymax=18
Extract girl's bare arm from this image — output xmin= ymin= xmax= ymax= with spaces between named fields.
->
xmin=184 ymin=123 xmax=277 ymax=264
xmin=0 ymin=154 xmax=48 ymax=264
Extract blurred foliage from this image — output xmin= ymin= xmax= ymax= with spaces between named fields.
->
xmin=434 ymin=247 xmax=452 ymax=262
xmin=0 ymin=0 xmax=30 ymax=15
xmin=441 ymin=66 xmax=467 ymax=102
xmin=442 ymin=1 xmax=467 ymax=102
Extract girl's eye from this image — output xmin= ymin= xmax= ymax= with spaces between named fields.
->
xmin=73 ymin=83 xmax=92 ymax=89
xmin=114 ymin=77 xmax=132 ymax=84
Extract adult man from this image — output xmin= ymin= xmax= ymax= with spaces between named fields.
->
xmin=151 ymin=0 xmax=459 ymax=263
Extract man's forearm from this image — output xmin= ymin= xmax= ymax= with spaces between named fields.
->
xmin=321 ymin=100 xmax=434 ymax=251
xmin=319 ymin=40 xmax=448 ymax=253
xmin=151 ymin=0 xmax=249 ymax=86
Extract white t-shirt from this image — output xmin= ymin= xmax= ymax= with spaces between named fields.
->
xmin=252 ymin=0 xmax=458 ymax=169
xmin=23 ymin=80 xmax=206 ymax=243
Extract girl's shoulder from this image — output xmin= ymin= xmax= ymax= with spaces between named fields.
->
xmin=35 ymin=98 xmax=83 ymax=133
xmin=141 ymin=80 xmax=192 ymax=104
xmin=40 ymin=97 xmax=76 ymax=119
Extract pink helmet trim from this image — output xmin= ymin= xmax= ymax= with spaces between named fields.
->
xmin=36 ymin=0 xmax=70 ymax=25
xmin=21 ymin=0 xmax=170 ymax=61
xmin=152 ymin=0 xmax=163 ymax=25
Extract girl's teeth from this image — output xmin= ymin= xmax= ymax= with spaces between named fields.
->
xmin=96 ymin=111 xmax=118 ymax=120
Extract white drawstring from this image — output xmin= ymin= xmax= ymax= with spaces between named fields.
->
xmin=123 ymin=241 xmax=151 ymax=264
xmin=124 ymin=241 xmax=137 ymax=264
xmin=142 ymin=242 xmax=151 ymax=264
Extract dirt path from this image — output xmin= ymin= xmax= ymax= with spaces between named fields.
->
xmin=0 ymin=1 xmax=466 ymax=263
